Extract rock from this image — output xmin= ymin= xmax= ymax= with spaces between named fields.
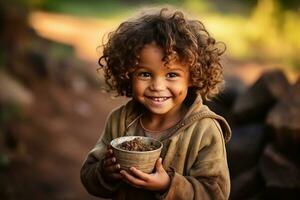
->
xmin=9 ymin=48 xmax=49 ymax=86
xmin=259 ymin=144 xmax=300 ymax=199
xmin=52 ymin=57 xmax=100 ymax=93
xmin=206 ymin=76 xmax=246 ymax=123
xmin=26 ymin=49 xmax=48 ymax=78
xmin=267 ymin=79 xmax=300 ymax=163
xmin=232 ymin=70 xmax=290 ymax=124
xmin=226 ymin=123 xmax=268 ymax=178
xmin=230 ymin=167 xmax=264 ymax=200
xmin=0 ymin=71 xmax=34 ymax=106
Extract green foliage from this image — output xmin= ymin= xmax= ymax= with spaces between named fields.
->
xmin=204 ymin=0 xmax=300 ymax=71
xmin=153 ymin=0 xmax=181 ymax=4
xmin=39 ymin=0 xmax=137 ymax=18
xmin=32 ymin=0 xmax=300 ymax=71
xmin=243 ymin=0 xmax=300 ymax=70
xmin=48 ymin=43 xmax=74 ymax=60
xmin=182 ymin=0 xmax=212 ymax=13
xmin=278 ymin=0 xmax=300 ymax=10
xmin=7 ymin=0 xmax=44 ymax=10
xmin=0 ymin=154 xmax=10 ymax=169
xmin=0 ymin=104 xmax=22 ymax=126
xmin=0 ymin=51 xmax=5 ymax=69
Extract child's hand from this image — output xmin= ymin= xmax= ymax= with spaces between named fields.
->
xmin=101 ymin=146 xmax=122 ymax=182
xmin=120 ymin=158 xmax=170 ymax=192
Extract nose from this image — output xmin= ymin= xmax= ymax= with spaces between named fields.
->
xmin=149 ymin=77 xmax=166 ymax=91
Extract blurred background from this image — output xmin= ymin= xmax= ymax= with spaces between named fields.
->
xmin=1 ymin=0 xmax=299 ymax=199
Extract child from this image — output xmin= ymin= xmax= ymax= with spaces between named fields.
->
xmin=81 ymin=6 xmax=231 ymax=200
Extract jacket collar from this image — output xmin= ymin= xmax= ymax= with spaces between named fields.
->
xmin=123 ymin=93 xmax=231 ymax=142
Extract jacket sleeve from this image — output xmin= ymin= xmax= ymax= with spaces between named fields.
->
xmin=160 ymin=118 xmax=231 ymax=200
xmin=80 ymin=107 xmax=124 ymax=198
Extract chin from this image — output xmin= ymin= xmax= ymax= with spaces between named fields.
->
xmin=146 ymin=107 xmax=170 ymax=115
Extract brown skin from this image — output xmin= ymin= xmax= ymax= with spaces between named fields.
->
xmin=102 ymin=146 xmax=122 ymax=182
xmin=120 ymin=158 xmax=170 ymax=192
xmin=102 ymin=146 xmax=170 ymax=192
xmin=132 ymin=42 xmax=191 ymax=131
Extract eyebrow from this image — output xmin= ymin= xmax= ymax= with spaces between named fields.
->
xmin=136 ymin=65 xmax=186 ymax=72
xmin=166 ymin=68 xmax=185 ymax=72
xmin=135 ymin=65 xmax=148 ymax=69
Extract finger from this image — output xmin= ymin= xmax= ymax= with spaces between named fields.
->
xmin=121 ymin=172 xmax=143 ymax=189
xmin=104 ymin=148 xmax=114 ymax=158
xmin=110 ymin=172 xmax=123 ymax=180
xmin=122 ymin=177 xmax=142 ymax=189
xmin=107 ymin=145 xmax=114 ymax=153
xmin=103 ymin=157 xmax=117 ymax=167
xmin=129 ymin=167 xmax=150 ymax=181
xmin=155 ymin=157 xmax=164 ymax=173
xmin=105 ymin=171 xmax=123 ymax=180
xmin=120 ymin=170 xmax=145 ymax=186
xmin=106 ymin=163 xmax=121 ymax=173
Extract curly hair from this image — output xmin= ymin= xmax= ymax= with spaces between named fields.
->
xmin=98 ymin=7 xmax=225 ymax=100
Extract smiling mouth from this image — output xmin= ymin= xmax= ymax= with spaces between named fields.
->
xmin=146 ymin=96 xmax=171 ymax=102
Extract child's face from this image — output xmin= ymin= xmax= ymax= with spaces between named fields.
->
xmin=132 ymin=42 xmax=191 ymax=116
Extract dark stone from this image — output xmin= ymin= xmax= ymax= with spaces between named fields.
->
xmin=226 ymin=123 xmax=269 ymax=178
xmin=4 ymin=128 xmax=18 ymax=150
xmin=206 ymin=76 xmax=246 ymax=123
xmin=232 ymin=70 xmax=290 ymax=124
xmin=27 ymin=50 xmax=48 ymax=78
xmin=259 ymin=144 xmax=300 ymax=200
xmin=230 ymin=167 xmax=264 ymax=200
xmin=219 ymin=76 xmax=246 ymax=108
xmin=267 ymin=79 xmax=300 ymax=163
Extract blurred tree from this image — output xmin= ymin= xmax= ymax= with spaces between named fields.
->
xmin=183 ymin=0 xmax=211 ymax=13
xmin=278 ymin=0 xmax=300 ymax=10
xmin=248 ymin=0 xmax=300 ymax=69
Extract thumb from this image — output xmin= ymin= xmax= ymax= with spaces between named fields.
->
xmin=155 ymin=157 xmax=164 ymax=172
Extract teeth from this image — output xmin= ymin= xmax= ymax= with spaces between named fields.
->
xmin=151 ymin=97 xmax=168 ymax=102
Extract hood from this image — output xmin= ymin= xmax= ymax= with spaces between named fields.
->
xmin=123 ymin=93 xmax=231 ymax=142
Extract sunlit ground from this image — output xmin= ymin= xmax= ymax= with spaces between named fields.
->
xmin=28 ymin=2 xmax=300 ymax=85
xmin=28 ymin=11 xmax=118 ymax=62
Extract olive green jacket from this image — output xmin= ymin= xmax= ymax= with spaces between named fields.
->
xmin=81 ymin=94 xmax=231 ymax=200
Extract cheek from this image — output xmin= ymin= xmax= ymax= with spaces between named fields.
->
xmin=169 ymin=82 xmax=188 ymax=96
xmin=175 ymin=87 xmax=188 ymax=98
xmin=178 ymin=89 xmax=188 ymax=97
xmin=132 ymin=80 xmax=146 ymax=95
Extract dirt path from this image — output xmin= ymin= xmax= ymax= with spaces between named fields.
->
xmin=29 ymin=11 xmax=118 ymax=63
xmin=36 ymin=87 xmax=127 ymax=200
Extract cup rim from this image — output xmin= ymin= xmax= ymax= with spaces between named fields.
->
xmin=110 ymin=136 xmax=163 ymax=154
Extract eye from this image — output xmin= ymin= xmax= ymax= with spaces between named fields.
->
xmin=166 ymin=72 xmax=179 ymax=78
xmin=137 ymin=72 xmax=151 ymax=79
